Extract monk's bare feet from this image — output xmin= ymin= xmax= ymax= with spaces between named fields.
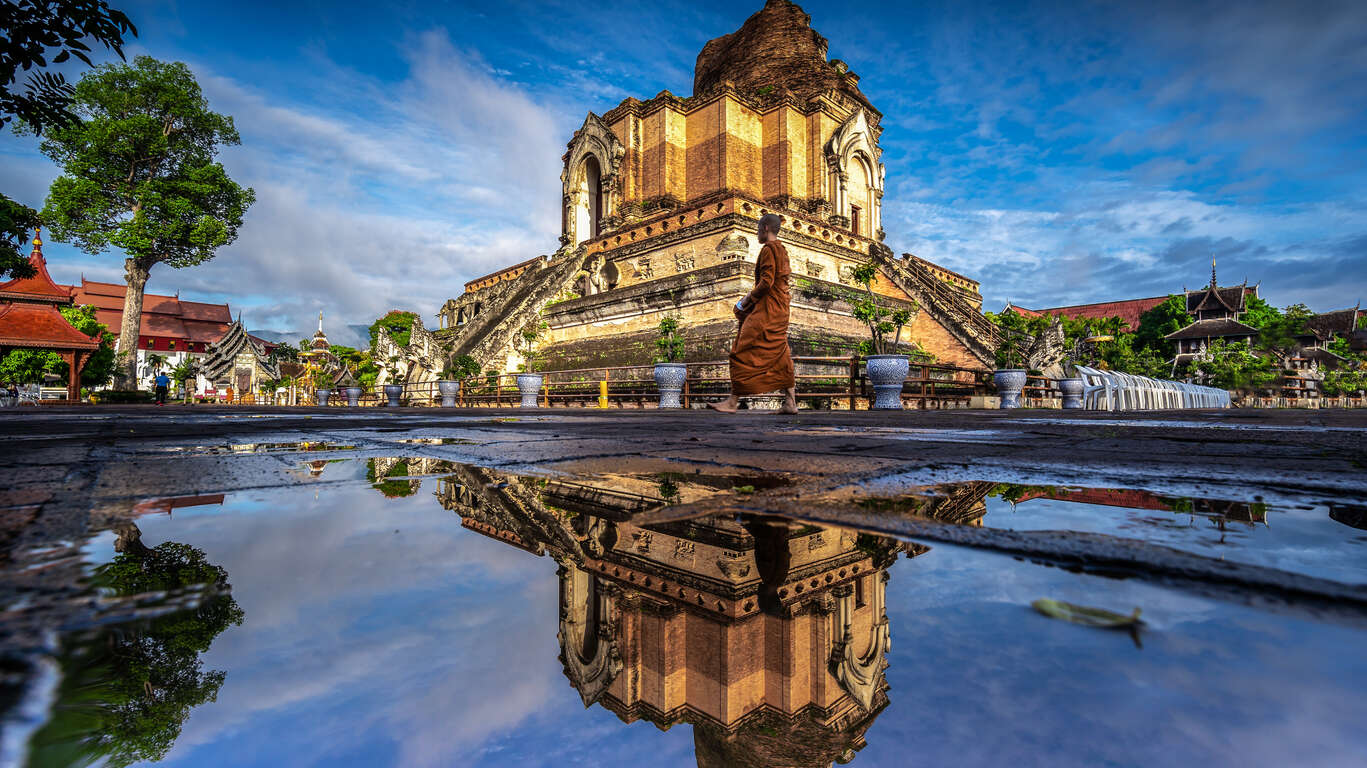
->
xmin=775 ymin=388 xmax=799 ymax=414
xmin=710 ymin=396 xmax=740 ymax=413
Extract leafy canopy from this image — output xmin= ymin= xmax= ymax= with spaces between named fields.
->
xmin=0 ymin=0 xmax=137 ymax=135
xmin=849 ymin=260 xmax=915 ymax=356
xmin=0 ymin=194 xmax=41 ymax=280
xmin=369 ymin=310 xmax=418 ymax=348
xmin=655 ymin=314 xmax=685 ymax=363
xmin=36 ymin=55 xmax=254 ymax=272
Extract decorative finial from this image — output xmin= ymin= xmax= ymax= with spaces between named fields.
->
xmin=318 ymin=310 xmax=324 ymax=333
xmin=32 ymin=226 xmax=42 ymax=248
xmin=1211 ymin=257 xmax=1217 ymax=287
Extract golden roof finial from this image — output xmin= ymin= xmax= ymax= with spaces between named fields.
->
xmin=32 ymin=226 xmax=42 ymax=248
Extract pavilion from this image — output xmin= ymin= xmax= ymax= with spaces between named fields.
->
xmin=0 ymin=232 xmax=100 ymax=402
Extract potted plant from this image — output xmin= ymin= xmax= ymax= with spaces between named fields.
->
xmin=514 ymin=321 xmax=547 ymax=408
xmin=850 ymin=261 xmax=915 ymax=410
xmin=993 ymin=324 xmax=1029 ymax=409
xmin=343 ymin=362 xmax=366 ymax=407
xmin=311 ymin=367 xmax=333 ymax=406
xmin=653 ymin=315 xmax=687 ymax=408
xmin=438 ymin=354 xmax=479 ymax=408
xmin=382 ymin=356 xmax=404 ymax=407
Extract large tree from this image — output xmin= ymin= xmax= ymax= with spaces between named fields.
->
xmin=0 ymin=0 xmax=138 ymax=280
xmin=37 ymin=55 xmax=254 ymax=385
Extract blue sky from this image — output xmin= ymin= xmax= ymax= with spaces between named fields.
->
xmin=2 ymin=0 xmax=1364 ymax=343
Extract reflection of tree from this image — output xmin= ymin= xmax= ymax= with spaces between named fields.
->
xmin=366 ymin=458 xmax=419 ymax=498
xmin=27 ymin=525 xmax=243 ymax=767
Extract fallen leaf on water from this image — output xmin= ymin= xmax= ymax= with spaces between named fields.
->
xmin=734 ymin=485 xmax=756 ymax=494
xmin=1032 ymin=599 xmax=1142 ymax=628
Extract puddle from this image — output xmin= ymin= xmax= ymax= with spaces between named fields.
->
xmin=162 ymin=441 xmax=359 ymax=455
xmin=9 ymin=461 xmax=1367 ymax=767
xmin=840 ymin=482 xmax=1367 ymax=586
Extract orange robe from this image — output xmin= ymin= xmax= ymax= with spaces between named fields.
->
xmin=730 ymin=240 xmax=795 ymax=395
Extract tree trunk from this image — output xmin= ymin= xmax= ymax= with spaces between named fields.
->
xmin=117 ymin=258 xmax=152 ymax=388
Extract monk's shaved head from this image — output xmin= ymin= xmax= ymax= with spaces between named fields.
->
xmin=758 ymin=213 xmax=783 ymax=237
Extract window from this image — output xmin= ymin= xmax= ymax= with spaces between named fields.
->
xmin=854 ymin=577 xmax=866 ymax=608
xmin=850 ymin=205 xmax=861 ymax=236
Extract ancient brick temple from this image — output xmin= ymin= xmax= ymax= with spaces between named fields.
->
xmin=430 ymin=0 xmax=998 ymax=374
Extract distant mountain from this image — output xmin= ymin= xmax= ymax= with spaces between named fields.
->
xmin=247 ymin=329 xmax=299 ymax=344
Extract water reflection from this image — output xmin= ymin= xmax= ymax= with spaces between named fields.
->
xmin=436 ymin=468 xmax=910 ymax=766
xmin=27 ymin=523 xmax=243 ymax=767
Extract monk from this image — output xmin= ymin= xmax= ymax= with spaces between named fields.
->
xmin=711 ymin=213 xmax=798 ymax=414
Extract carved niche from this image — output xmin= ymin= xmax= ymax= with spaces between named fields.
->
xmin=673 ymin=251 xmax=695 ymax=272
xmin=715 ymin=232 xmax=750 ymax=261
xmin=806 ymin=260 xmax=824 ymax=278
xmin=630 ymin=258 xmax=654 ymax=280
xmin=561 ymin=112 xmax=626 ymax=247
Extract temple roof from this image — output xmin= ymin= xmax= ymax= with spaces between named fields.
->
xmin=1300 ymin=308 xmax=1361 ymax=341
xmin=67 ymin=278 xmax=231 ymax=342
xmin=693 ymin=0 xmax=877 ymax=116
xmin=0 ymin=302 xmax=101 ymax=350
xmin=0 ymin=234 xmax=74 ymax=304
xmin=1010 ymin=295 xmax=1170 ymax=331
xmin=1165 ymin=317 xmax=1259 ymax=341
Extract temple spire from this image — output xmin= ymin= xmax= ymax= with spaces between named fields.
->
xmin=318 ymin=310 xmax=324 ymax=333
xmin=1210 ymin=258 xmax=1217 ymax=287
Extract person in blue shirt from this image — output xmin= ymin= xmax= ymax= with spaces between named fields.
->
xmin=153 ymin=371 xmax=170 ymax=405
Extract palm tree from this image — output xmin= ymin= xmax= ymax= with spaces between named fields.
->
xmin=169 ymin=359 xmax=199 ymax=403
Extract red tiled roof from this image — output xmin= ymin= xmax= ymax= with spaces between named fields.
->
xmin=0 ymin=303 xmax=100 ymax=349
xmin=184 ymin=319 xmax=230 ymax=343
xmin=1010 ymin=296 xmax=1169 ymax=330
xmin=66 ymin=278 xmax=231 ymax=343
xmin=180 ymin=300 xmax=232 ymax=323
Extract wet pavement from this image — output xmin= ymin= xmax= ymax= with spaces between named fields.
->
xmin=1 ymin=406 xmax=1365 ymax=767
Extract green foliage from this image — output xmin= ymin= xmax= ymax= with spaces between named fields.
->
xmin=1320 ymin=362 xmax=1367 ymax=397
xmin=1256 ymin=303 xmax=1314 ymax=363
xmin=443 ymin=353 xmax=480 ymax=381
xmin=848 ymin=259 xmax=915 ymax=356
xmin=0 ymin=303 xmax=116 ymax=385
xmin=1129 ymin=296 xmax=1191 ymax=362
xmin=655 ymin=314 xmax=685 ymax=363
xmin=0 ymin=0 xmax=138 ymax=134
xmin=0 ymin=194 xmax=40 ymax=280
xmin=516 ymin=319 xmax=548 ymax=373
xmin=367 ymin=458 xmax=417 ymax=498
xmin=1241 ymin=294 xmax=1281 ymax=331
xmin=28 ymin=539 xmax=242 ymax=767
xmin=168 ymin=357 xmax=197 ymax=401
xmin=267 ymin=343 xmax=298 ymax=365
xmin=1188 ymin=339 xmax=1277 ymax=393
xmin=368 ymin=310 xmax=418 ymax=349
xmin=984 ymin=308 xmax=1034 ymax=368
xmin=36 ymin=55 xmax=253 ymax=384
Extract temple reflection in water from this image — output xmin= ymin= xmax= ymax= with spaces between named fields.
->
xmin=434 ymin=468 xmax=960 ymax=767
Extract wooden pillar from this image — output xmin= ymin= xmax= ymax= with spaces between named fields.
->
xmin=64 ymin=350 xmax=78 ymax=402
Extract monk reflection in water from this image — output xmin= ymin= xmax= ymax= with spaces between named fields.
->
xmin=711 ymin=213 xmax=798 ymax=414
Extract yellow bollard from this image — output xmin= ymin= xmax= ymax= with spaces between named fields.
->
xmin=599 ymin=379 xmax=609 ymax=408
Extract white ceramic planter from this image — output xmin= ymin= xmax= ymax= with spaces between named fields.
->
xmin=516 ymin=373 xmax=543 ymax=408
xmin=437 ymin=380 xmax=460 ymax=407
xmin=314 ymin=388 xmax=331 ymax=406
xmin=865 ymin=355 xmax=909 ymax=410
xmin=994 ymin=369 xmax=1028 ymax=409
xmin=344 ymin=387 xmax=364 ymax=407
xmin=383 ymin=384 xmax=403 ymax=407
xmin=653 ymin=363 xmax=687 ymax=408
xmin=1058 ymin=377 xmax=1084 ymax=409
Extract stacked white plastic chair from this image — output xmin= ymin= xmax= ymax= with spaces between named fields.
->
xmin=1072 ymin=366 xmax=1228 ymax=411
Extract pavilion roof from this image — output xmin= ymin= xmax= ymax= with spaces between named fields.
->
xmin=1300 ymin=308 xmax=1361 ymax=341
xmin=0 ymin=236 xmax=74 ymax=304
xmin=1165 ymin=317 xmax=1259 ymax=341
xmin=0 ymin=300 xmax=100 ymax=350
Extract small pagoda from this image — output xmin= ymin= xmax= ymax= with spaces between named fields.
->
xmin=0 ymin=231 xmax=100 ymax=402
xmin=1165 ymin=261 xmax=1259 ymax=368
